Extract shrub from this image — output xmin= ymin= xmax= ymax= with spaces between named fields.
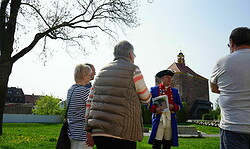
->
xmin=209 ymin=98 xmax=221 ymax=120
xmin=202 ymin=113 xmax=213 ymax=120
xmin=33 ymin=95 xmax=64 ymax=115
xmin=176 ymin=102 xmax=188 ymax=123
xmin=141 ymin=105 xmax=152 ymax=124
xmin=217 ymin=115 xmax=221 ymax=120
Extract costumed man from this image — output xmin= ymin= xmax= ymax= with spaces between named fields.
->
xmin=148 ymin=69 xmax=183 ymax=149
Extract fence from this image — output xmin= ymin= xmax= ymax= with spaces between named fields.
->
xmin=3 ymin=114 xmax=62 ymax=123
xmin=188 ymin=120 xmax=220 ymax=127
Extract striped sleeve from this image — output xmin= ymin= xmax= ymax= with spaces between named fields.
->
xmin=133 ymin=68 xmax=151 ymax=104
xmin=85 ymin=87 xmax=94 ymax=118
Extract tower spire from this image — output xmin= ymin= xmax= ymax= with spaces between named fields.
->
xmin=177 ymin=50 xmax=185 ymax=65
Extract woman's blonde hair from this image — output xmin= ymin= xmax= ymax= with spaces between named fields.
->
xmin=74 ymin=64 xmax=92 ymax=82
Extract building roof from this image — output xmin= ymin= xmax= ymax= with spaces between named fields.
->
xmin=189 ymin=100 xmax=213 ymax=118
xmin=168 ymin=62 xmax=208 ymax=80
xmin=25 ymin=94 xmax=41 ymax=104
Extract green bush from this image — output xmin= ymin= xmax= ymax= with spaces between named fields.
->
xmin=141 ymin=105 xmax=152 ymax=124
xmin=32 ymin=95 xmax=64 ymax=115
xmin=208 ymin=109 xmax=220 ymax=120
xmin=202 ymin=113 xmax=213 ymax=120
xmin=209 ymin=98 xmax=221 ymax=120
xmin=176 ymin=102 xmax=188 ymax=123
xmin=217 ymin=115 xmax=221 ymax=120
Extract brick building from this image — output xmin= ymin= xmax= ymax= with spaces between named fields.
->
xmin=5 ymin=87 xmax=25 ymax=103
xmin=156 ymin=52 xmax=212 ymax=119
xmin=4 ymin=87 xmax=41 ymax=114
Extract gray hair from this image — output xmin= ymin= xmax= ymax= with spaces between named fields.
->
xmin=74 ymin=64 xmax=92 ymax=82
xmin=113 ymin=40 xmax=134 ymax=58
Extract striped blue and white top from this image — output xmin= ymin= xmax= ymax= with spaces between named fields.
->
xmin=67 ymin=84 xmax=90 ymax=141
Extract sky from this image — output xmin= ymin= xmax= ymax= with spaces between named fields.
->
xmin=8 ymin=0 xmax=250 ymax=107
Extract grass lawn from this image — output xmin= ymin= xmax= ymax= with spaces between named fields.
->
xmin=138 ymin=136 xmax=220 ymax=149
xmin=0 ymin=123 xmax=61 ymax=149
xmin=178 ymin=123 xmax=220 ymax=134
xmin=0 ymin=123 xmax=220 ymax=149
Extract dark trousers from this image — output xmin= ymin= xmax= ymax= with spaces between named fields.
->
xmin=93 ymin=136 xmax=137 ymax=149
xmin=220 ymin=129 xmax=250 ymax=149
xmin=152 ymin=139 xmax=172 ymax=149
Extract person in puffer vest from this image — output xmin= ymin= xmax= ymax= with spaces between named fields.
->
xmin=85 ymin=40 xmax=152 ymax=149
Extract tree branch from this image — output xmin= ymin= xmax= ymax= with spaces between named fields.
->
xmin=20 ymin=2 xmax=51 ymax=29
xmin=10 ymin=0 xmax=139 ymax=63
xmin=69 ymin=0 xmax=93 ymax=23
xmin=11 ymin=21 xmax=70 ymax=63
xmin=11 ymin=32 xmax=46 ymax=63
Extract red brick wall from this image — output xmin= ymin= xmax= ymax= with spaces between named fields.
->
xmin=4 ymin=103 xmax=33 ymax=114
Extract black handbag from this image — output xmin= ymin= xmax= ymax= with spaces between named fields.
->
xmin=56 ymin=121 xmax=70 ymax=149
xmin=56 ymin=87 xmax=78 ymax=149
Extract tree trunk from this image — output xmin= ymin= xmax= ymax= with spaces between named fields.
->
xmin=0 ymin=0 xmax=20 ymax=135
xmin=0 ymin=60 xmax=13 ymax=135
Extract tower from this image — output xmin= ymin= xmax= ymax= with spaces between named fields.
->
xmin=177 ymin=51 xmax=185 ymax=65
xmin=156 ymin=52 xmax=212 ymax=119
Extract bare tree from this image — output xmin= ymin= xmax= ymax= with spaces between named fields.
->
xmin=0 ymin=0 xmax=140 ymax=135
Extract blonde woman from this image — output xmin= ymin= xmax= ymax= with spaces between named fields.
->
xmin=67 ymin=64 xmax=94 ymax=149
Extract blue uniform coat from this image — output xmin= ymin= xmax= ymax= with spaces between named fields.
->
xmin=148 ymin=86 xmax=182 ymax=146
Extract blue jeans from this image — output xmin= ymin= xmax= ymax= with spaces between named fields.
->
xmin=220 ymin=129 xmax=250 ymax=149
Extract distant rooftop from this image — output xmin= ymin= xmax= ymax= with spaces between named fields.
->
xmin=168 ymin=52 xmax=207 ymax=80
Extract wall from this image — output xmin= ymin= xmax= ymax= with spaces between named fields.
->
xmin=3 ymin=114 xmax=62 ymax=123
xmin=4 ymin=103 xmax=33 ymax=114
xmin=172 ymin=73 xmax=209 ymax=111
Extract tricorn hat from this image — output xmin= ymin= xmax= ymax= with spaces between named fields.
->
xmin=155 ymin=69 xmax=175 ymax=78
